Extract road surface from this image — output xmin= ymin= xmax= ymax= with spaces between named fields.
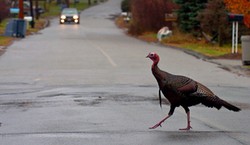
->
xmin=0 ymin=0 xmax=250 ymax=145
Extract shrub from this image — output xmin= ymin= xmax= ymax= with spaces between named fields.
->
xmin=0 ymin=1 xmax=10 ymax=23
xmin=198 ymin=0 xmax=230 ymax=46
xmin=198 ymin=0 xmax=250 ymax=46
xmin=129 ymin=0 xmax=177 ymax=35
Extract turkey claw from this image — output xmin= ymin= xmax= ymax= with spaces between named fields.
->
xmin=149 ymin=123 xmax=162 ymax=129
xmin=179 ymin=126 xmax=192 ymax=131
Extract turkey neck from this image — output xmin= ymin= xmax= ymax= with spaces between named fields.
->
xmin=151 ymin=57 xmax=160 ymax=76
xmin=151 ymin=61 xmax=171 ymax=89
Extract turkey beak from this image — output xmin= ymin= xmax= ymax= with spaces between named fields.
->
xmin=146 ymin=54 xmax=149 ymax=58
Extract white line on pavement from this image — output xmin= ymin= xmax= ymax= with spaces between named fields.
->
xmin=87 ymin=40 xmax=117 ymax=67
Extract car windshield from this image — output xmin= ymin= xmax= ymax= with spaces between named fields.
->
xmin=62 ymin=9 xmax=77 ymax=14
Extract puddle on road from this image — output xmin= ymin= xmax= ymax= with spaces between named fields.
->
xmin=0 ymin=101 xmax=32 ymax=108
xmin=73 ymin=97 xmax=102 ymax=106
xmin=0 ymin=92 xmax=161 ymax=110
xmin=1 ymin=87 xmax=249 ymax=111
xmin=36 ymin=91 xmax=162 ymax=104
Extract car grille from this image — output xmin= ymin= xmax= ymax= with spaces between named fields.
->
xmin=66 ymin=16 xmax=74 ymax=21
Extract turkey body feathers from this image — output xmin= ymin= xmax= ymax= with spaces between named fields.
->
xmin=153 ymin=64 xmax=241 ymax=112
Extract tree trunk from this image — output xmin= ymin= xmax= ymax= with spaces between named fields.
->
xmin=218 ymin=26 xmax=223 ymax=47
xmin=29 ymin=0 xmax=35 ymax=28
xmin=35 ymin=0 xmax=39 ymax=20
xmin=65 ymin=0 xmax=70 ymax=7
xmin=18 ymin=0 xmax=24 ymax=19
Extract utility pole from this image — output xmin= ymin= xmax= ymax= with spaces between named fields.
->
xmin=35 ymin=0 xmax=39 ymax=20
xmin=65 ymin=0 xmax=69 ymax=8
xmin=29 ymin=0 xmax=35 ymax=28
xmin=18 ymin=0 xmax=24 ymax=19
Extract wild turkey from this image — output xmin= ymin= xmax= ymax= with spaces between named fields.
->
xmin=146 ymin=52 xmax=241 ymax=130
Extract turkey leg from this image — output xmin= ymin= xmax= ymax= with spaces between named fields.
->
xmin=149 ymin=106 xmax=175 ymax=129
xmin=179 ymin=111 xmax=192 ymax=130
xmin=149 ymin=114 xmax=172 ymax=129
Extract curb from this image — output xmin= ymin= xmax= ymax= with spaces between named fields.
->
xmin=153 ymin=41 xmax=250 ymax=77
xmin=43 ymin=18 xmax=50 ymax=28
xmin=207 ymin=59 xmax=250 ymax=77
xmin=0 ymin=44 xmax=8 ymax=57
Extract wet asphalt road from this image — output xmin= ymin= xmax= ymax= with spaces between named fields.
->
xmin=1 ymin=0 xmax=250 ymax=144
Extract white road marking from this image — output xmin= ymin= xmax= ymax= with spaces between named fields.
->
xmin=97 ymin=47 xmax=117 ymax=67
xmin=87 ymin=40 xmax=117 ymax=67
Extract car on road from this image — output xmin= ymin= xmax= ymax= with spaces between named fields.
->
xmin=60 ymin=8 xmax=80 ymax=24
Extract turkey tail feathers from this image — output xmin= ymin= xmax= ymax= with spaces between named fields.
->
xmin=159 ymin=89 xmax=162 ymax=108
xmin=221 ymin=99 xmax=241 ymax=112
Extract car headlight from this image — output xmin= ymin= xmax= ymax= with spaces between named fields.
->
xmin=73 ymin=15 xmax=79 ymax=19
xmin=60 ymin=15 xmax=66 ymax=19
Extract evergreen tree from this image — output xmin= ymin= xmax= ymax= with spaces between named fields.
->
xmin=174 ymin=0 xmax=207 ymax=33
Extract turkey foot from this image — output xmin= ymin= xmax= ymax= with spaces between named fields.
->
xmin=149 ymin=121 xmax=163 ymax=129
xmin=179 ymin=112 xmax=192 ymax=130
xmin=149 ymin=114 xmax=171 ymax=129
xmin=179 ymin=125 xmax=192 ymax=131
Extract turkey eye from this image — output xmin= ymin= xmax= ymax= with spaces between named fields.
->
xmin=150 ymin=54 xmax=154 ymax=57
